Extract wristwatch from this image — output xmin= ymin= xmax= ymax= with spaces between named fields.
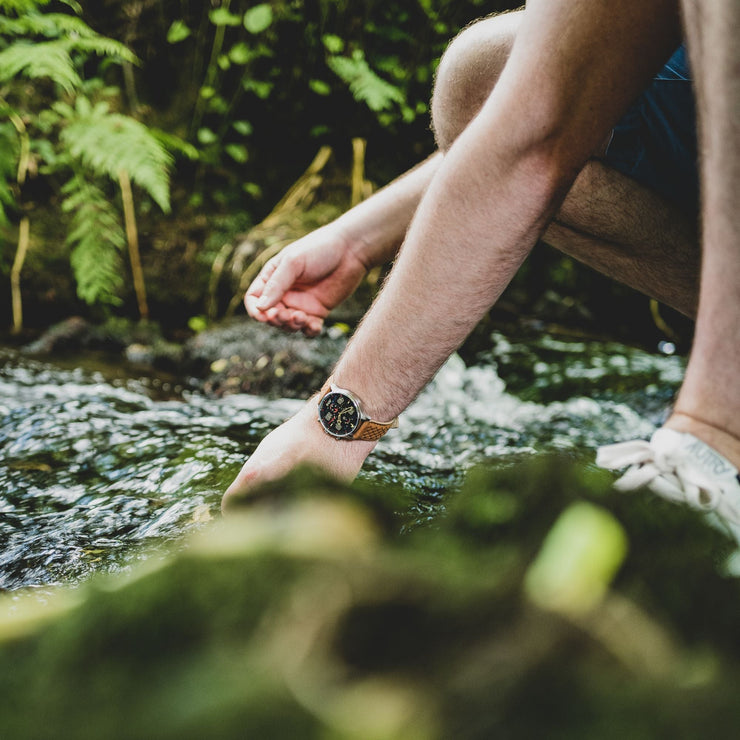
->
xmin=317 ymin=378 xmax=399 ymax=441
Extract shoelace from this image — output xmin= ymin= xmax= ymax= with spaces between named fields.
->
xmin=597 ymin=439 xmax=723 ymax=511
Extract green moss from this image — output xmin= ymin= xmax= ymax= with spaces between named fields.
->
xmin=2 ymin=458 xmax=740 ymax=738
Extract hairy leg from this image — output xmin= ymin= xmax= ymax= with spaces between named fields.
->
xmin=665 ymin=1 xmax=740 ymax=463
xmin=548 ymin=163 xmax=698 ymax=317
xmin=433 ymin=9 xmax=698 ymax=318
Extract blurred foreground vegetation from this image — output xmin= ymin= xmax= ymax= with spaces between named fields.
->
xmin=2 ymin=457 xmax=740 ymax=738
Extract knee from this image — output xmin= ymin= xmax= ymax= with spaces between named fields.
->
xmin=431 ymin=11 xmax=521 ymax=152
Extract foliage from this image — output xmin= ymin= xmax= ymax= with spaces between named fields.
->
xmin=61 ymin=174 xmax=126 ymax=305
xmin=138 ymin=0 xmax=511 ymax=204
xmin=58 ymin=98 xmax=172 ymax=213
xmin=326 ymin=48 xmax=405 ymax=113
xmin=0 ymin=0 xmax=175 ymax=313
xmin=2 ymin=458 xmax=740 ymax=737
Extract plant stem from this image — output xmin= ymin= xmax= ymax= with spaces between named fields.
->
xmin=351 ymin=137 xmax=367 ymax=207
xmin=118 ymin=169 xmax=149 ymax=321
xmin=10 ymin=217 xmax=29 ymax=335
xmin=6 ymin=101 xmax=30 ymax=334
xmin=189 ymin=0 xmax=231 ymax=139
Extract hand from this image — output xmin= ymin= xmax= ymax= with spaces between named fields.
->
xmin=222 ymin=398 xmax=376 ymax=512
xmin=245 ymin=223 xmax=370 ymax=337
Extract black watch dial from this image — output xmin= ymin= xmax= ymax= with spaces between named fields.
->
xmin=318 ymin=391 xmax=361 ymax=438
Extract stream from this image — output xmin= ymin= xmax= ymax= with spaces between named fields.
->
xmin=0 ymin=332 xmax=685 ymax=590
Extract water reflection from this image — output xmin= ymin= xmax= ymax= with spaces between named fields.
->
xmin=0 ymin=335 xmax=685 ymax=589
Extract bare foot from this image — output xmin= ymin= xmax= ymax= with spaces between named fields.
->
xmin=222 ymin=398 xmax=377 ymax=513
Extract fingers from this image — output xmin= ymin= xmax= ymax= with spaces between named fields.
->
xmin=245 ymin=259 xmax=323 ymax=335
xmin=244 ymin=258 xmax=277 ymax=318
xmin=257 ymin=255 xmax=302 ymax=311
xmin=262 ymin=305 xmax=324 ymax=336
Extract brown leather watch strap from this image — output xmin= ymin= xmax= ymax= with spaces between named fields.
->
xmin=352 ymin=418 xmax=399 ymax=442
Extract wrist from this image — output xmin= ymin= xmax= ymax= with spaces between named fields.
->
xmin=335 ymin=209 xmax=398 ymax=270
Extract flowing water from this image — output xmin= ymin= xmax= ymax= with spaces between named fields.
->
xmin=0 ymin=333 xmax=685 ymax=590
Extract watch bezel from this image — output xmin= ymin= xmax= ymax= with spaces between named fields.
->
xmin=318 ymin=387 xmax=363 ymax=439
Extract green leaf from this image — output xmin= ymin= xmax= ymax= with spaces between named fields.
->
xmin=327 ymin=50 xmax=404 ymax=112
xmin=62 ymin=174 xmax=126 ymax=306
xmin=322 ymin=34 xmax=344 ymax=54
xmin=0 ymin=41 xmax=80 ymax=92
xmin=241 ymin=78 xmax=273 ymax=99
xmin=188 ymin=315 xmax=208 ymax=333
xmin=206 ymin=94 xmax=228 ymax=115
xmin=242 ymin=182 xmax=261 ymax=198
xmin=150 ymin=128 xmax=199 ymax=161
xmin=243 ymin=4 xmax=273 ymax=34
xmin=197 ymin=127 xmax=218 ymax=146
xmin=209 ymin=7 xmax=242 ymax=27
xmin=167 ymin=20 xmax=191 ymax=44
xmin=309 ymin=79 xmax=331 ymax=96
xmin=61 ymin=103 xmax=173 ymax=213
xmin=228 ymin=42 xmax=250 ymax=65
xmin=224 ymin=143 xmax=248 ymax=164
xmin=231 ymin=120 xmax=252 ymax=136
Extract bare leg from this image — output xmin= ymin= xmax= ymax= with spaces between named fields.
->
xmin=665 ymin=1 xmax=740 ymax=463
xmin=432 ymin=10 xmax=699 ymax=319
xmin=548 ymin=162 xmax=698 ymax=317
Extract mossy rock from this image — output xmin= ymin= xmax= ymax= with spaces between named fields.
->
xmin=2 ymin=458 xmax=740 ymax=739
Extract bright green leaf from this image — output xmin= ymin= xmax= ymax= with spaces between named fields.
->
xmin=309 ymin=79 xmax=331 ymax=96
xmin=321 ymin=34 xmax=344 ymax=54
xmin=225 ymin=143 xmax=248 ymax=163
xmin=244 ymin=4 xmax=273 ymax=34
xmin=242 ymin=78 xmax=273 ymax=99
xmin=197 ymin=127 xmax=218 ymax=145
xmin=209 ymin=8 xmax=242 ymax=26
xmin=232 ymin=120 xmax=253 ymax=136
xmin=242 ymin=182 xmax=262 ymax=198
xmin=229 ymin=42 xmax=250 ymax=65
xmin=166 ymin=20 xmax=191 ymax=44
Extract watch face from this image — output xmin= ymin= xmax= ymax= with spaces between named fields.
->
xmin=318 ymin=391 xmax=361 ymax=438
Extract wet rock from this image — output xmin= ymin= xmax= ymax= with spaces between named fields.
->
xmin=183 ymin=318 xmax=348 ymax=399
xmin=21 ymin=316 xmax=95 ymax=355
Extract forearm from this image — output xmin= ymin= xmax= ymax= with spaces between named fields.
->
xmin=330 ymin=0 xmax=682 ymax=423
xmin=332 ymin=122 xmax=565 ymax=422
xmin=336 ymin=153 xmax=441 ymax=269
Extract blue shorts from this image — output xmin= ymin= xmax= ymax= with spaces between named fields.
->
xmin=602 ymin=45 xmax=698 ymax=212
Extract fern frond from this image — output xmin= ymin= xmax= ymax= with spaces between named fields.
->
xmin=0 ymin=0 xmax=52 ymax=15
xmin=0 ymin=40 xmax=80 ymax=92
xmin=62 ymin=174 xmax=126 ymax=305
xmin=327 ymin=50 xmax=404 ymax=112
xmin=61 ymin=106 xmax=173 ymax=213
xmin=150 ymin=128 xmax=199 ymax=161
xmin=60 ymin=36 xmax=138 ymax=65
xmin=0 ymin=13 xmax=95 ymax=40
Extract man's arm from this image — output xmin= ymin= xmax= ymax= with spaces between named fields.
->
xmin=246 ymin=154 xmax=441 ymax=335
xmin=332 ymin=0 xmax=682 ymax=420
xmin=224 ymin=0 xmax=682 ymax=506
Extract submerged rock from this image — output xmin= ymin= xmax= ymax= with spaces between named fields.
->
xmin=2 ymin=457 xmax=740 ymax=738
xmin=183 ymin=318 xmax=348 ymax=398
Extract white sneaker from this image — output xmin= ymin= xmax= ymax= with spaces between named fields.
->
xmin=596 ymin=428 xmax=740 ymax=526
